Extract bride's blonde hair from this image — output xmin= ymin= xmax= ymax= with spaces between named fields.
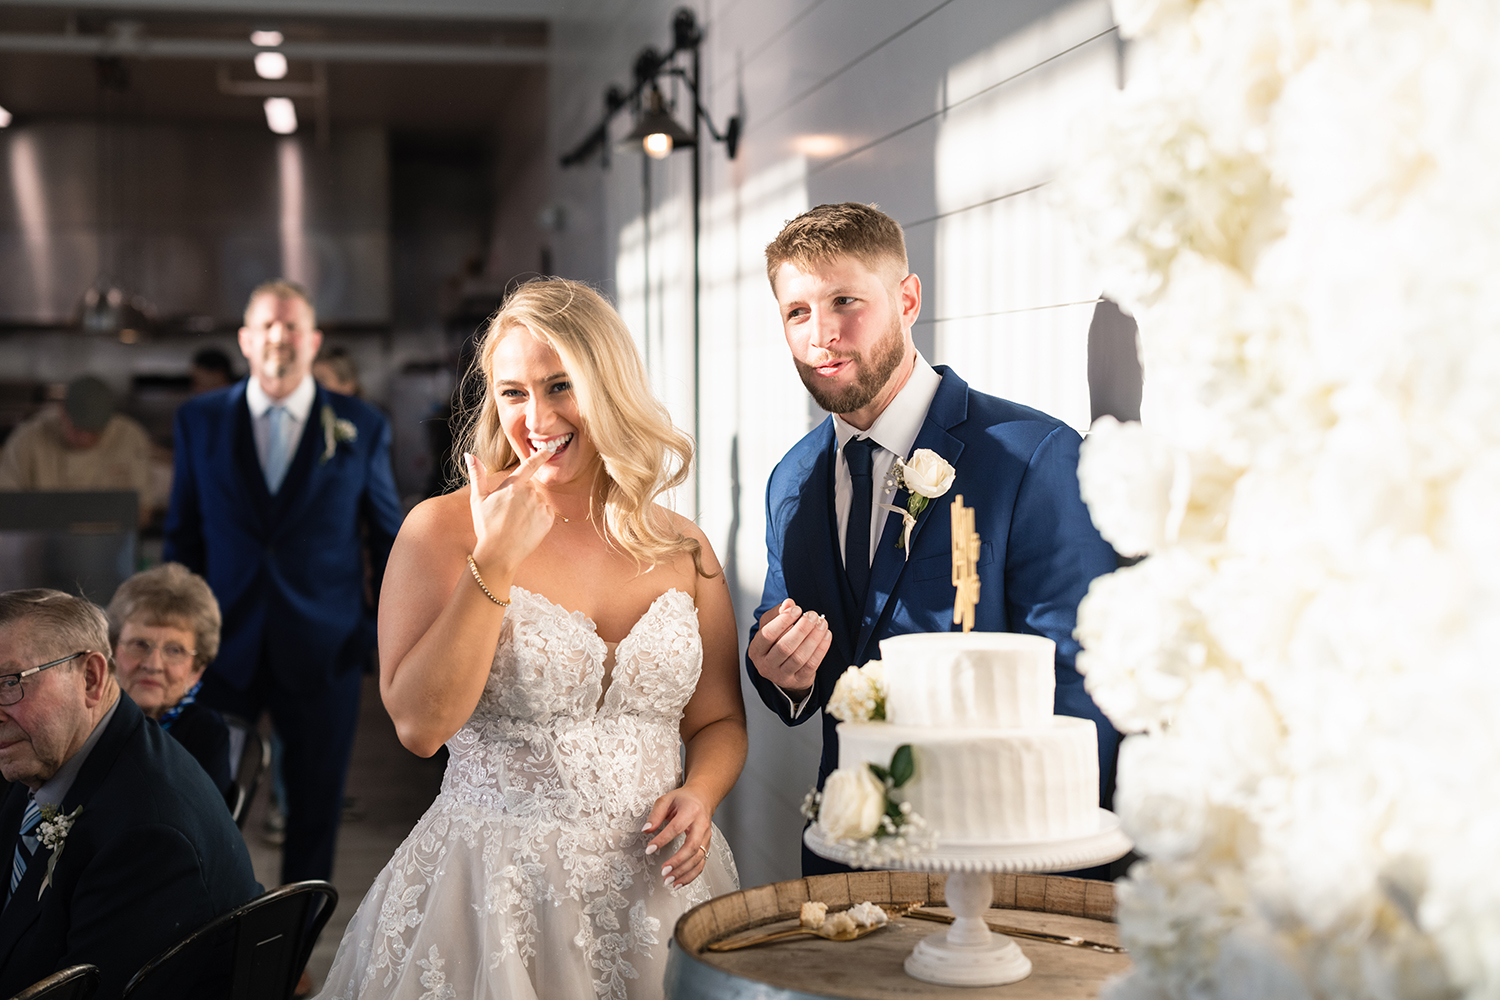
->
xmin=457 ymin=278 xmax=710 ymax=576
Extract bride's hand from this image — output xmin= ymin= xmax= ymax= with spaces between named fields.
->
xmin=642 ymin=787 xmax=715 ymax=889
xmin=466 ymin=450 xmax=555 ymax=573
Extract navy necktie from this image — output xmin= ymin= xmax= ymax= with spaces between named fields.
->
xmin=8 ymin=796 xmax=40 ymax=906
xmin=844 ymin=436 xmax=879 ymax=606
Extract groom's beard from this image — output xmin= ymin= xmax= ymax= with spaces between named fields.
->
xmin=794 ymin=314 xmax=906 ymax=415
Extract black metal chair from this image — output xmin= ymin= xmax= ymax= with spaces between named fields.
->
xmin=8 ymin=965 xmax=99 ymax=1000
xmin=221 ymin=716 xmax=269 ymax=829
xmin=121 ymin=881 xmax=338 ymax=1000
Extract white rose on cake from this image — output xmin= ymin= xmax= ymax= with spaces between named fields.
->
xmin=827 ymin=660 xmax=886 ymax=723
xmin=818 ymin=766 xmax=886 ymax=841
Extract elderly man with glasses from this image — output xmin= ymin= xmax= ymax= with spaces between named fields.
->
xmin=0 ymin=588 xmax=258 ymax=1000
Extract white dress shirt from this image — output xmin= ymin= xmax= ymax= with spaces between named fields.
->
xmin=245 ymin=374 xmax=316 ymax=488
xmin=782 ymin=354 xmax=943 ymax=717
xmin=832 ymin=353 xmax=943 ymax=566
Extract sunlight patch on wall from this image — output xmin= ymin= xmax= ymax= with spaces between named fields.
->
xmin=932 ymin=0 xmax=1115 ymax=432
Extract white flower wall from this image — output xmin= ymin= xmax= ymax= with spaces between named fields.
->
xmin=1062 ymin=0 xmax=1500 ymax=996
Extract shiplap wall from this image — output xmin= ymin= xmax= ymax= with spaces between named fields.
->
xmin=548 ymin=0 xmax=1122 ymax=889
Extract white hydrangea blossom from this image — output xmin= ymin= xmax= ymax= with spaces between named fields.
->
xmin=1063 ymin=0 xmax=1500 ymax=996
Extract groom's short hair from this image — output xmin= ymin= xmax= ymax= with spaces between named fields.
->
xmin=765 ymin=202 xmax=909 ymax=291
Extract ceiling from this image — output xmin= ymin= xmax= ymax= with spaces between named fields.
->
xmin=0 ymin=5 xmax=550 ymax=131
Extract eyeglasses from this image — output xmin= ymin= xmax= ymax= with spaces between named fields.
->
xmin=0 ymin=651 xmax=87 ymax=707
xmin=119 ymin=638 xmax=196 ymax=668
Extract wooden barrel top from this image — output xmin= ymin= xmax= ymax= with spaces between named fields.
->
xmin=667 ymin=873 xmax=1128 ymax=1000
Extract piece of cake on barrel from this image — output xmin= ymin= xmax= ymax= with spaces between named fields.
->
xmin=828 ymin=631 xmax=1099 ymax=847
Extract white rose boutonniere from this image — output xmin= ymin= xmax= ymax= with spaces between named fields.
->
xmin=36 ymin=804 xmax=83 ymax=900
xmin=320 ymin=405 xmax=358 ymax=464
xmin=827 ymin=660 xmax=886 ymax=723
xmin=880 ymin=448 xmax=956 ymax=556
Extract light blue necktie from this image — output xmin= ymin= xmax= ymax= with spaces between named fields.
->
xmin=8 ymin=797 xmax=40 ymax=905
xmin=264 ymin=404 xmax=292 ymax=494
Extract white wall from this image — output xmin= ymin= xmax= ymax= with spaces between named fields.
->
xmin=548 ymin=0 xmax=1122 ymax=889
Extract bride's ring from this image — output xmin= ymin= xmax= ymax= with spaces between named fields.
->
xmin=697 ymin=844 xmax=708 ymax=857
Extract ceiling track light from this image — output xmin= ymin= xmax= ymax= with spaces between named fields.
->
xmin=264 ymin=97 xmax=297 ymax=135
xmin=254 ymin=50 xmax=289 ymax=80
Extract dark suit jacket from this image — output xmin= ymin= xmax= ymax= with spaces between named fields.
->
xmin=163 ymin=701 xmax=233 ymax=800
xmin=162 ymin=379 xmax=404 ymax=691
xmin=747 ymin=366 xmax=1121 ymax=793
xmin=0 ymin=693 xmax=260 ymax=1000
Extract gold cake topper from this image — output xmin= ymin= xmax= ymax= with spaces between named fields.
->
xmin=951 ymin=494 xmax=980 ymax=632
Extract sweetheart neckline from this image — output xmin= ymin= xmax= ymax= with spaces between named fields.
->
xmin=508 ymin=585 xmax=693 ymax=646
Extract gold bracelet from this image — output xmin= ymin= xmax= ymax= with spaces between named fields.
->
xmin=466 ymin=554 xmax=510 ymax=606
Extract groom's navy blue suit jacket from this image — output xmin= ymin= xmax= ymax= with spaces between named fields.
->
xmin=748 ymin=367 xmax=1120 ymax=806
xmin=163 ymin=379 xmax=404 ymax=691
xmin=0 ymin=693 xmax=259 ymax=1000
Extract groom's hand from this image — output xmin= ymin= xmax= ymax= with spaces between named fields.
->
xmin=748 ymin=599 xmax=831 ymax=700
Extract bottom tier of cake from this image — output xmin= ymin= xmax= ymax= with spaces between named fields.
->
xmin=837 ymin=717 xmax=1100 ymax=844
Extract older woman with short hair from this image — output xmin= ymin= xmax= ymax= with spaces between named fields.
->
xmin=107 ymin=562 xmax=234 ymax=796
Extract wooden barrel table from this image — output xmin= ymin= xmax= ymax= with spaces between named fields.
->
xmin=666 ymin=872 xmax=1127 ymax=999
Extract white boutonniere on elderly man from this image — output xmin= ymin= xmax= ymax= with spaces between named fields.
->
xmin=879 ymin=449 xmax=956 ymax=556
xmin=36 ymin=803 xmax=83 ymax=900
xmin=319 ymin=404 xmax=358 ymax=463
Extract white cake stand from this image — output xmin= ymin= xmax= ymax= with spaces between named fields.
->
xmin=804 ymin=809 xmax=1131 ymax=988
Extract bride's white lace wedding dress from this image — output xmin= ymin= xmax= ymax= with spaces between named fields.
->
xmin=316 ymin=586 xmax=739 ymax=1000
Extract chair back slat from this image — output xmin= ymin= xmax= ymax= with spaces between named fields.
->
xmin=8 ymin=964 xmax=100 ymax=1000
xmin=122 ymin=881 xmax=337 ymax=1000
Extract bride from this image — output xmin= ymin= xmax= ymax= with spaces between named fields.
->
xmin=316 ymin=279 xmax=745 ymax=999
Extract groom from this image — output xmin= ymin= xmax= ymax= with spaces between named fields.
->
xmin=746 ymin=203 xmax=1120 ymax=875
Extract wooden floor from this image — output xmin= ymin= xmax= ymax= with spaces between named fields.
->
xmin=241 ymin=674 xmax=446 ymax=991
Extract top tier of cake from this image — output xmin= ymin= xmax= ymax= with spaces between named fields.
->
xmin=879 ymin=631 xmax=1055 ymax=729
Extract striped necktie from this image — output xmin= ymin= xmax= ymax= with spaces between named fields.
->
xmin=8 ymin=797 xmax=40 ymax=904
xmin=264 ymin=404 xmax=292 ymax=494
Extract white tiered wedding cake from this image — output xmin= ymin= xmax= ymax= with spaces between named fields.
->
xmin=835 ymin=632 xmax=1098 ymax=845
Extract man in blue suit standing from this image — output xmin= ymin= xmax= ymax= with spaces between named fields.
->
xmin=745 ymin=204 xmax=1119 ymax=876
xmin=164 ymin=280 xmax=403 ymax=886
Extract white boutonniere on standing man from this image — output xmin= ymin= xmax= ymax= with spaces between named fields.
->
xmin=319 ymin=405 xmax=358 ymax=464
xmin=36 ymin=804 xmax=83 ymax=900
xmin=879 ymin=449 xmax=956 ymax=556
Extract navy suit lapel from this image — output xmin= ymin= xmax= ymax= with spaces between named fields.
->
xmin=270 ymin=386 xmax=327 ymax=527
xmin=231 ymin=384 xmax=274 ymax=522
xmin=803 ymin=428 xmax=856 ymax=671
xmin=854 ymin=368 xmax=970 ymax=664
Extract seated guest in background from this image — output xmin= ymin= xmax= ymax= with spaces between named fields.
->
xmin=0 ymin=376 xmax=153 ymax=526
xmin=311 ymin=345 xmax=361 ymax=397
xmin=107 ymin=563 xmax=233 ymax=798
xmin=0 ymin=588 xmax=258 ymax=1000
xmin=189 ymin=348 xmax=236 ymax=395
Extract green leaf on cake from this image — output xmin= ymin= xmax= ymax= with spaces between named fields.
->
xmin=868 ymin=762 xmax=890 ymax=783
xmin=889 ymin=745 xmax=914 ymax=787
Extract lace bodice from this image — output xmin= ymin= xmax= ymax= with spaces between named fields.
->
xmin=440 ymin=586 xmax=702 ymax=822
xmin=471 ymin=585 xmax=702 ymax=726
